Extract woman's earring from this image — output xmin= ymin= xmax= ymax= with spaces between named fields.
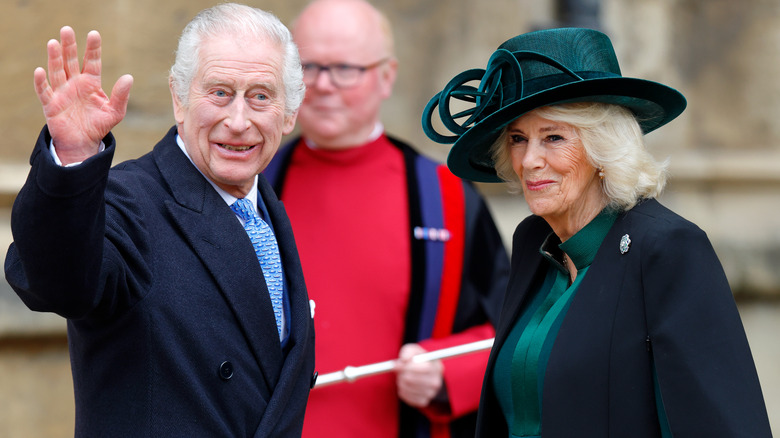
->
xmin=598 ymin=168 xmax=605 ymax=179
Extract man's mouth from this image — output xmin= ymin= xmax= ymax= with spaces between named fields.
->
xmin=219 ymin=143 xmax=256 ymax=152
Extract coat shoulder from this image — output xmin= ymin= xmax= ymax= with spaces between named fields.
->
xmin=628 ymin=199 xmax=698 ymax=229
xmin=512 ymin=214 xmax=550 ymax=247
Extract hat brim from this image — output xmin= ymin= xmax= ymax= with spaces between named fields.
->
xmin=447 ymin=77 xmax=687 ymax=183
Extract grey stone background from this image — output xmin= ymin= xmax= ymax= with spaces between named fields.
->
xmin=1 ymin=0 xmax=778 ymax=436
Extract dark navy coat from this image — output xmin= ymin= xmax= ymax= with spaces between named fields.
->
xmin=476 ymin=199 xmax=771 ymax=437
xmin=5 ymin=126 xmax=316 ymax=437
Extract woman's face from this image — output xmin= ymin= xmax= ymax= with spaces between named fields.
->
xmin=507 ymin=109 xmax=605 ymax=232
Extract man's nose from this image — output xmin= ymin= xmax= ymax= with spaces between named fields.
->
xmin=225 ymin=98 xmax=251 ymax=132
xmin=312 ymin=68 xmax=337 ymax=90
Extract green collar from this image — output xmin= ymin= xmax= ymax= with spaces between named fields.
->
xmin=540 ymin=208 xmax=619 ymax=273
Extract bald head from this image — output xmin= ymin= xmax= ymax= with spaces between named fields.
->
xmin=293 ymin=0 xmax=394 ymax=61
xmin=291 ymin=0 xmax=399 ymax=149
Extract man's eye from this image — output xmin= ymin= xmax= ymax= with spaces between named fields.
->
xmin=214 ymin=90 xmax=228 ymax=97
xmin=252 ymin=93 xmax=268 ymax=101
xmin=333 ymin=65 xmax=357 ymax=74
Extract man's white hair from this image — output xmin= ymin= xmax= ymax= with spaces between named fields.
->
xmin=169 ymin=3 xmax=304 ymax=116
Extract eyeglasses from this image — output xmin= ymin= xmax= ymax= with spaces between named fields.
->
xmin=301 ymin=58 xmax=389 ymax=89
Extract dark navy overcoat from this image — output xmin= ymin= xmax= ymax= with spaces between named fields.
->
xmin=475 ymin=199 xmax=772 ymax=437
xmin=5 ymin=126 xmax=316 ymax=437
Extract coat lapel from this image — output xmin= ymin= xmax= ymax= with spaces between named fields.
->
xmin=493 ymin=217 xmax=548 ymax=346
xmin=540 ymin=207 xmax=640 ymax=435
xmin=252 ymin=175 xmax=314 ymax=436
xmin=556 ymin=207 xmax=636 ymax=333
xmin=151 ymin=129 xmax=283 ymax=390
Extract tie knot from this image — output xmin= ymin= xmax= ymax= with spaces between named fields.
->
xmin=231 ymin=198 xmax=258 ymax=223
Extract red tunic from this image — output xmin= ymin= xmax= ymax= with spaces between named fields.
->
xmin=281 ymin=136 xmax=411 ymax=437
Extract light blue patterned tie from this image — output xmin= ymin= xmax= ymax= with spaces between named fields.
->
xmin=231 ymin=198 xmax=284 ymax=337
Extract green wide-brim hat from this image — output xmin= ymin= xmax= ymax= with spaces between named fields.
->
xmin=422 ymin=27 xmax=687 ymax=183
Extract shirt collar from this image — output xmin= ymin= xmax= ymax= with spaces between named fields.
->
xmin=303 ymin=122 xmax=384 ymax=149
xmin=175 ymin=134 xmax=259 ymax=211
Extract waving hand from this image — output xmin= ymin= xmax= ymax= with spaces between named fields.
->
xmin=34 ymin=26 xmax=133 ymax=165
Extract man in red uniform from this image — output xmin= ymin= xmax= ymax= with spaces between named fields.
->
xmin=264 ymin=1 xmax=509 ymax=437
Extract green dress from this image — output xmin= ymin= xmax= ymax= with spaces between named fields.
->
xmin=492 ymin=210 xmax=617 ymax=438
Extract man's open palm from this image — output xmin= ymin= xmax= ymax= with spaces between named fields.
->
xmin=34 ymin=26 xmax=133 ymax=164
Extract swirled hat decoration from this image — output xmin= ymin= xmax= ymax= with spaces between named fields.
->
xmin=422 ymin=27 xmax=687 ymax=183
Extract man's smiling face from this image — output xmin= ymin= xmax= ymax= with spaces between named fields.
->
xmin=171 ymin=32 xmax=296 ymax=198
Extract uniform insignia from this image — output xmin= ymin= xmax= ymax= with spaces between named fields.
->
xmin=414 ymin=226 xmax=451 ymax=242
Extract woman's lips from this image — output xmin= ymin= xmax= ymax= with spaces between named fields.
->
xmin=525 ymin=179 xmax=555 ymax=191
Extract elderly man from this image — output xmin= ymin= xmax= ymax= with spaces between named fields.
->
xmin=264 ymin=1 xmax=509 ymax=437
xmin=4 ymin=4 xmax=315 ymax=437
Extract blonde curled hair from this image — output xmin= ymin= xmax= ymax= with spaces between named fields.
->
xmin=490 ymin=102 xmax=669 ymax=211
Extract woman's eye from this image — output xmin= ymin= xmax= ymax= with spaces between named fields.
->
xmin=547 ymin=134 xmax=564 ymax=142
xmin=509 ymin=135 xmax=527 ymax=144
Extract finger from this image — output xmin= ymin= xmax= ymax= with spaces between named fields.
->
xmin=397 ymin=343 xmax=425 ymax=361
xmin=108 ymin=74 xmax=134 ymax=116
xmin=396 ymin=381 xmax=419 ymax=406
xmin=82 ymin=30 xmax=102 ymax=78
xmin=60 ymin=26 xmax=80 ymax=79
xmin=33 ymin=67 xmax=53 ymax=107
xmin=46 ymin=38 xmax=66 ymax=90
xmin=396 ymin=372 xmax=433 ymax=406
xmin=33 ymin=67 xmax=56 ymax=110
xmin=398 ymin=385 xmax=431 ymax=408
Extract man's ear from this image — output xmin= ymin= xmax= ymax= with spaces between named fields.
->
xmin=283 ymin=110 xmax=298 ymax=135
xmin=169 ymin=76 xmax=185 ymax=124
xmin=379 ymin=57 xmax=399 ymax=99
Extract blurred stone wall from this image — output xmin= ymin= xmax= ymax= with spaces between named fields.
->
xmin=1 ymin=0 xmax=779 ymax=436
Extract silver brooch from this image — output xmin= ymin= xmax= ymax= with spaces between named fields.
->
xmin=619 ymin=234 xmax=631 ymax=254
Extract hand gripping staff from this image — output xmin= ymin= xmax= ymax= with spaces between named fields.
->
xmin=314 ymin=338 xmax=494 ymax=388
